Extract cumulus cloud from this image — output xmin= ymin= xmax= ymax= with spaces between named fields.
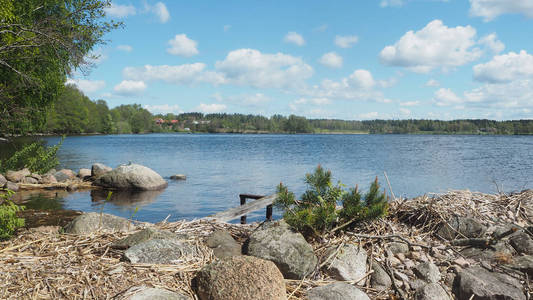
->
xmin=478 ymin=33 xmax=505 ymax=54
xmin=469 ymin=0 xmax=533 ymax=22
xmin=293 ymin=97 xmax=332 ymax=105
xmin=284 ymin=32 xmax=305 ymax=46
xmin=379 ymin=20 xmax=481 ymax=73
xmin=123 ymin=63 xmax=225 ymax=85
xmin=473 ymin=50 xmax=533 ymax=83
xmin=104 ymin=3 xmax=136 ymax=17
xmin=152 ymin=2 xmax=170 ymax=23
xmin=117 ymin=45 xmax=133 ymax=52
xmin=66 ymin=78 xmax=106 ymax=93
xmin=144 ymin=104 xmax=182 ymax=114
xmin=425 ymin=79 xmax=439 ymax=87
xmin=319 ymin=52 xmax=343 ymax=68
xmin=433 ymin=88 xmax=463 ymax=106
xmin=334 ymin=35 xmax=358 ymax=48
xmin=196 ymin=103 xmax=227 ymax=113
xmin=113 ymin=80 xmax=147 ymax=95
xmin=167 ymin=34 xmax=199 ymax=57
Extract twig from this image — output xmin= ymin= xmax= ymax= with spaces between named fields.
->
xmin=384 ymin=171 xmax=396 ymax=201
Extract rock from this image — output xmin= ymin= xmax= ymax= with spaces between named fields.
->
xmin=0 ymin=174 xmax=6 ymax=186
xmin=124 ymin=239 xmax=196 ymax=264
xmin=453 ymin=257 xmax=471 ymax=268
xmin=91 ymin=163 xmax=112 ymax=178
xmin=39 ymin=174 xmax=57 ymax=184
xmin=113 ymin=227 xmax=182 ymax=249
xmin=124 ymin=286 xmax=190 ymax=300
xmin=194 ymin=256 xmax=286 ymax=300
xmin=170 ymin=174 xmax=186 ymax=180
xmin=63 ymin=212 xmax=132 ymax=234
xmin=44 ymin=169 xmax=56 ymax=176
xmin=54 ymin=169 xmax=76 ymax=182
xmin=246 ymin=220 xmax=317 ymax=279
xmin=66 ymin=184 xmax=77 ymax=192
xmin=21 ymin=176 xmax=39 ymax=184
xmin=94 ymin=163 xmax=168 ymax=191
xmin=205 ymin=230 xmax=241 ymax=259
xmin=508 ymin=255 xmax=533 ymax=277
xmin=5 ymin=168 xmax=30 ymax=182
xmin=388 ymin=241 xmax=409 ymax=254
xmin=437 ymin=216 xmax=486 ymax=240
xmin=453 ymin=266 xmax=526 ymax=300
xmin=370 ymin=260 xmax=392 ymax=290
xmin=325 ymin=244 xmax=367 ymax=282
xmin=4 ymin=181 xmax=19 ymax=192
xmin=78 ymin=168 xmax=92 ymax=180
xmin=415 ymin=283 xmax=450 ymax=300
xmin=30 ymin=173 xmax=42 ymax=181
xmin=307 ymin=282 xmax=370 ymax=300
xmin=509 ymin=232 xmax=533 ymax=255
xmin=460 ymin=241 xmax=516 ymax=262
xmin=414 ymin=262 xmax=441 ymax=283
xmin=410 ymin=279 xmax=427 ymax=291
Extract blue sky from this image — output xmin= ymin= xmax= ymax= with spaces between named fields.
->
xmin=67 ymin=0 xmax=533 ymax=120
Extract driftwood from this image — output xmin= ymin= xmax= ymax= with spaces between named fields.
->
xmin=205 ymin=194 xmax=277 ymax=223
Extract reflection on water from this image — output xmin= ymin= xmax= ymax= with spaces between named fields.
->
xmin=90 ymin=189 xmax=163 ymax=207
xmin=13 ymin=190 xmax=69 ymax=210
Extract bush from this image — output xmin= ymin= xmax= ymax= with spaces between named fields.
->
xmin=0 ymin=189 xmax=25 ymax=240
xmin=0 ymin=136 xmax=64 ymax=174
xmin=274 ymin=166 xmax=388 ymax=236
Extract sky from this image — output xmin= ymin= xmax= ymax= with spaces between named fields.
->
xmin=67 ymin=0 xmax=533 ymax=120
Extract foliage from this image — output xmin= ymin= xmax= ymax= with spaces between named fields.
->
xmin=274 ymin=166 xmax=389 ymax=236
xmin=0 ymin=136 xmax=63 ymax=174
xmin=0 ymin=189 xmax=25 ymax=240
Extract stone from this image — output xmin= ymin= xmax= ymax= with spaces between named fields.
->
xmin=67 ymin=184 xmax=77 ymax=192
xmin=370 ymin=260 xmax=392 ymax=290
xmin=307 ymin=282 xmax=370 ymax=300
xmin=124 ymin=239 xmax=196 ymax=264
xmin=5 ymin=168 xmax=30 ymax=182
xmin=44 ymin=169 xmax=56 ymax=176
xmin=39 ymin=174 xmax=57 ymax=184
xmin=54 ymin=169 xmax=76 ymax=182
xmin=170 ymin=174 xmax=186 ymax=180
xmin=63 ymin=212 xmax=132 ymax=234
xmin=388 ymin=241 xmax=409 ymax=254
xmin=325 ymin=244 xmax=367 ymax=282
xmin=415 ymin=283 xmax=450 ymax=300
xmin=453 ymin=266 xmax=526 ymax=300
xmin=414 ymin=262 xmax=441 ymax=283
xmin=4 ymin=181 xmax=19 ymax=192
xmin=205 ymin=230 xmax=241 ymax=259
xmin=410 ymin=279 xmax=427 ymax=291
xmin=460 ymin=241 xmax=516 ymax=262
xmin=94 ymin=163 xmax=168 ymax=191
xmin=0 ymin=174 xmax=6 ymax=186
xmin=78 ymin=168 xmax=92 ymax=180
xmin=246 ymin=220 xmax=317 ymax=279
xmin=194 ymin=256 xmax=286 ymax=300
xmin=453 ymin=257 xmax=471 ymax=268
xmin=124 ymin=286 xmax=190 ymax=300
xmin=31 ymin=173 xmax=42 ymax=180
xmin=91 ymin=163 xmax=112 ymax=178
xmin=21 ymin=176 xmax=39 ymax=184
xmin=437 ymin=216 xmax=486 ymax=240
xmin=508 ymin=255 xmax=533 ymax=277
xmin=113 ymin=227 xmax=182 ymax=249
xmin=509 ymin=232 xmax=533 ymax=255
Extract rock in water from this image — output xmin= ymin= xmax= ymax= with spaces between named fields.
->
xmin=39 ymin=174 xmax=57 ymax=184
xmin=78 ymin=168 xmax=92 ymax=180
xmin=94 ymin=164 xmax=168 ymax=191
xmin=246 ymin=220 xmax=317 ymax=279
xmin=324 ymin=244 xmax=367 ymax=282
xmin=5 ymin=168 xmax=31 ymax=183
xmin=124 ymin=239 xmax=196 ymax=264
xmin=124 ymin=286 xmax=191 ymax=300
xmin=170 ymin=174 xmax=186 ymax=180
xmin=63 ymin=212 xmax=132 ymax=234
xmin=194 ymin=256 xmax=286 ymax=300
xmin=307 ymin=282 xmax=370 ymax=300
xmin=453 ymin=266 xmax=525 ymax=300
xmin=54 ymin=169 xmax=76 ymax=182
xmin=91 ymin=163 xmax=112 ymax=178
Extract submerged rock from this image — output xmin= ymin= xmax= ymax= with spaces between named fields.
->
xmin=94 ymin=163 xmax=168 ymax=191
xmin=63 ymin=212 xmax=132 ymax=234
xmin=307 ymin=282 xmax=370 ymax=300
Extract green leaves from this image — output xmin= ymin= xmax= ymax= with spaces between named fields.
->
xmin=0 ymin=189 xmax=25 ymax=240
xmin=0 ymin=136 xmax=63 ymax=174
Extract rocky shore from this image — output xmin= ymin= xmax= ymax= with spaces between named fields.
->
xmin=0 ymin=188 xmax=531 ymax=299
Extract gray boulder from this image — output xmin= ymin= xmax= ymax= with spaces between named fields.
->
xmin=453 ymin=266 xmax=525 ymax=300
xmin=414 ymin=262 xmax=441 ymax=283
xmin=460 ymin=241 xmax=516 ymax=262
xmin=415 ymin=283 xmax=450 ymax=300
xmin=508 ymin=255 xmax=533 ymax=277
xmin=437 ymin=216 xmax=486 ymax=240
xmin=205 ymin=230 xmax=241 ymax=259
xmin=64 ymin=212 xmax=132 ymax=234
xmin=325 ymin=244 xmax=367 ymax=282
xmin=170 ymin=174 xmax=186 ymax=180
xmin=194 ymin=256 xmax=286 ymax=300
xmin=5 ymin=168 xmax=30 ymax=183
xmin=94 ymin=163 xmax=168 ymax=191
xmin=0 ymin=174 xmax=6 ymax=186
xmin=370 ymin=260 xmax=392 ymax=290
xmin=509 ymin=232 xmax=533 ymax=255
xmin=4 ymin=181 xmax=19 ymax=192
xmin=21 ymin=176 xmax=39 ymax=184
xmin=78 ymin=168 xmax=92 ymax=180
xmin=54 ymin=169 xmax=76 ymax=182
xmin=124 ymin=286 xmax=190 ymax=300
xmin=246 ymin=220 xmax=317 ymax=279
xmin=307 ymin=282 xmax=370 ymax=300
xmin=39 ymin=174 xmax=57 ymax=184
xmin=91 ymin=163 xmax=112 ymax=177
xmin=113 ymin=227 xmax=183 ymax=249
xmin=124 ymin=239 xmax=196 ymax=264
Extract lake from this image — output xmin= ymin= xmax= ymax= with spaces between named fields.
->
xmin=18 ymin=134 xmax=533 ymax=223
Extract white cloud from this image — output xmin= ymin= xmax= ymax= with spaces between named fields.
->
xmin=425 ymin=79 xmax=439 ymax=87
xmin=215 ymin=48 xmax=313 ymax=89
xmin=379 ymin=20 xmax=481 ymax=73
xmin=358 ymin=112 xmax=380 ymax=119
xmin=224 ymin=25 xmax=231 ymax=32
xmin=144 ymin=104 xmax=182 ymax=114
xmin=478 ymin=33 xmax=505 ymax=54
xmin=66 ymin=78 xmax=106 ymax=93
xmin=104 ymin=3 xmax=136 ymax=18
xmin=152 ymin=2 xmax=170 ymax=23
xmin=284 ymin=32 xmax=305 ymax=46
xmin=334 ymin=35 xmax=358 ymax=48
xmin=380 ymin=0 xmax=404 ymax=7
xmin=123 ymin=63 xmax=225 ymax=85
xmin=116 ymin=45 xmax=133 ymax=52
xmin=433 ymin=88 xmax=463 ymax=106
xmin=399 ymin=108 xmax=411 ymax=115
xmin=319 ymin=52 xmax=343 ymax=68
xmin=400 ymin=101 xmax=420 ymax=106
xmin=167 ymin=34 xmax=199 ymax=57
xmin=293 ymin=97 xmax=332 ymax=105
xmin=469 ymin=0 xmax=533 ymax=22
xmin=113 ymin=80 xmax=147 ymax=95
xmin=473 ymin=50 xmax=533 ymax=83
xmin=196 ymin=103 xmax=227 ymax=113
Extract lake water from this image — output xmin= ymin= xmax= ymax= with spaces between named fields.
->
xmin=21 ymin=134 xmax=533 ymax=223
